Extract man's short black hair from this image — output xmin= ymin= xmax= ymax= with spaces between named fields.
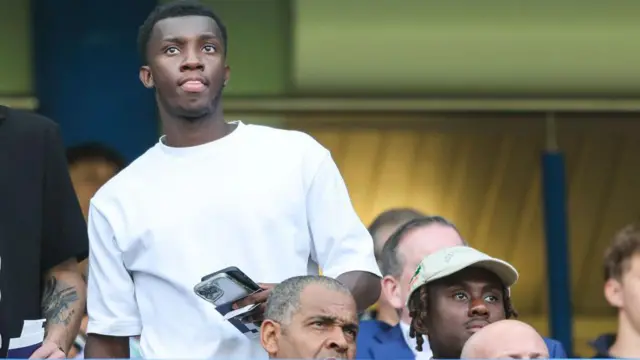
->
xmin=137 ymin=0 xmax=228 ymax=64
xmin=66 ymin=142 xmax=127 ymax=173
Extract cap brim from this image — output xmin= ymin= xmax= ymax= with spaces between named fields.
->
xmin=406 ymin=252 xmax=519 ymax=308
xmin=429 ymin=258 xmax=519 ymax=288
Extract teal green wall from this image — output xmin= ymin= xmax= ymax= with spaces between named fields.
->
xmin=6 ymin=0 xmax=640 ymax=98
xmin=293 ymin=0 xmax=640 ymax=96
xmin=0 ymin=0 xmax=32 ymax=94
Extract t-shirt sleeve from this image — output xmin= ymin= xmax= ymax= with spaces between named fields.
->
xmin=306 ymin=152 xmax=382 ymax=279
xmin=86 ymin=204 xmax=142 ymax=336
xmin=41 ymin=123 xmax=89 ymax=271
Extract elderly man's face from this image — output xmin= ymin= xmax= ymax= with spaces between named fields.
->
xmin=260 ymin=284 xmax=359 ymax=359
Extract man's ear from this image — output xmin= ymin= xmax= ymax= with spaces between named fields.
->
xmin=223 ymin=64 xmax=230 ymax=87
xmin=604 ymin=277 xmax=624 ymax=308
xmin=381 ymin=275 xmax=403 ymax=310
xmin=139 ymin=65 xmax=154 ymax=88
xmin=260 ymin=319 xmax=280 ymax=355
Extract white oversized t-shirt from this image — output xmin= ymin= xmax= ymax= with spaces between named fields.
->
xmin=86 ymin=121 xmax=381 ymax=359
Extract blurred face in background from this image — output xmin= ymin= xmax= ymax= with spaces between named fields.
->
xmin=69 ymin=157 xmax=120 ymax=279
xmin=605 ymin=252 xmax=640 ymax=334
xmin=69 ymin=159 xmax=119 ymax=220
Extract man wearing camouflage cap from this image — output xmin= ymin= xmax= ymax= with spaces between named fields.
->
xmin=406 ymin=246 xmax=567 ymax=359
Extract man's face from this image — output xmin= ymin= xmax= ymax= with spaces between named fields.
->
xmin=426 ymin=267 xmax=507 ymax=358
xmin=605 ymin=253 xmax=640 ymax=333
xmin=383 ymin=224 xmax=464 ymax=322
xmin=140 ymin=15 xmax=229 ymax=120
xmin=69 ymin=160 xmax=119 ymax=220
xmin=260 ymin=284 xmax=358 ymax=359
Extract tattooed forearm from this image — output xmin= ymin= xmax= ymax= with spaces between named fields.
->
xmin=42 ymin=276 xmax=79 ymax=326
xmin=40 ymin=262 xmax=85 ymax=351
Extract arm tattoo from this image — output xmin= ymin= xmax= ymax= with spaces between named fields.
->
xmin=41 ymin=276 xmax=79 ymax=326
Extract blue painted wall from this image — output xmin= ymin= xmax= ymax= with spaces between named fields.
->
xmin=32 ymin=0 xmax=159 ymax=162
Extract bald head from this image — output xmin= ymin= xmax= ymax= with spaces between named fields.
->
xmin=461 ymin=320 xmax=549 ymax=359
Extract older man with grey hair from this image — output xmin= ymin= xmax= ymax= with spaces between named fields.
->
xmin=260 ymin=275 xmax=359 ymax=359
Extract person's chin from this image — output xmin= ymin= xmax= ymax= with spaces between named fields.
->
xmin=176 ymin=105 xmax=210 ymax=120
xmin=317 ymin=353 xmax=348 ymax=360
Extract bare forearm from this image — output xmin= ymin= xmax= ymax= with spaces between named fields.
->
xmin=79 ymin=259 xmax=89 ymax=284
xmin=85 ymin=334 xmax=130 ymax=358
xmin=337 ymin=270 xmax=381 ymax=312
xmin=41 ymin=260 xmax=86 ymax=352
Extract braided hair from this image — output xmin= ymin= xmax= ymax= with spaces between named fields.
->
xmin=407 ymin=284 xmax=519 ymax=352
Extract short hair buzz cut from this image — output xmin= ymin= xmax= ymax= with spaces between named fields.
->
xmin=603 ymin=221 xmax=640 ymax=281
xmin=264 ymin=275 xmax=352 ymax=325
xmin=137 ymin=0 xmax=228 ymax=64
xmin=368 ymin=208 xmax=426 ymax=238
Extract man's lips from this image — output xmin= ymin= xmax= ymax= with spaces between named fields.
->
xmin=180 ymin=80 xmax=206 ymax=93
xmin=465 ymin=319 xmax=490 ymax=331
xmin=178 ymin=75 xmax=209 ymax=93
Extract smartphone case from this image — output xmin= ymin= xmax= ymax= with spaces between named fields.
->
xmin=193 ymin=267 xmax=264 ymax=339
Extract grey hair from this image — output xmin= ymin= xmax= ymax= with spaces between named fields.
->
xmin=264 ymin=275 xmax=352 ymax=325
xmin=380 ymin=215 xmax=467 ymax=277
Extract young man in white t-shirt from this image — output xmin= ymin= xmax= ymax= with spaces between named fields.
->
xmin=83 ymin=1 xmax=381 ymax=359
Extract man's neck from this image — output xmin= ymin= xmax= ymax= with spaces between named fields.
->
xmin=161 ymin=110 xmax=230 ymax=148
xmin=610 ymin=313 xmax=640 ymax=358
xmin=431 ymin=344 xmax=460 ymax=360
xmin=376 ymin=302 xmax=399 ymax=326
xmin=400 ymin=310 xmax=411 ymax=325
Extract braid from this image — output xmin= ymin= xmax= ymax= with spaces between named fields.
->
xmin=407 ymin=285 xmax=429 ymax=352
xmin=504 ymin=286 xmax=519 ymax=319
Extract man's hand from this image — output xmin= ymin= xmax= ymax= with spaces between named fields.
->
xmin=232 ymin=283 xmax=275 ymax=323
xmin=29 ymin=340 xmax=65 ymax=359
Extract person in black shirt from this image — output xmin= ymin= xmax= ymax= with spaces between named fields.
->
xmin=0 ymin=106 xmax=88 ymax=358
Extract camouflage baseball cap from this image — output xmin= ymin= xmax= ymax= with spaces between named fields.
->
xmin=407 ymin=246 xmax=518 ymax=306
